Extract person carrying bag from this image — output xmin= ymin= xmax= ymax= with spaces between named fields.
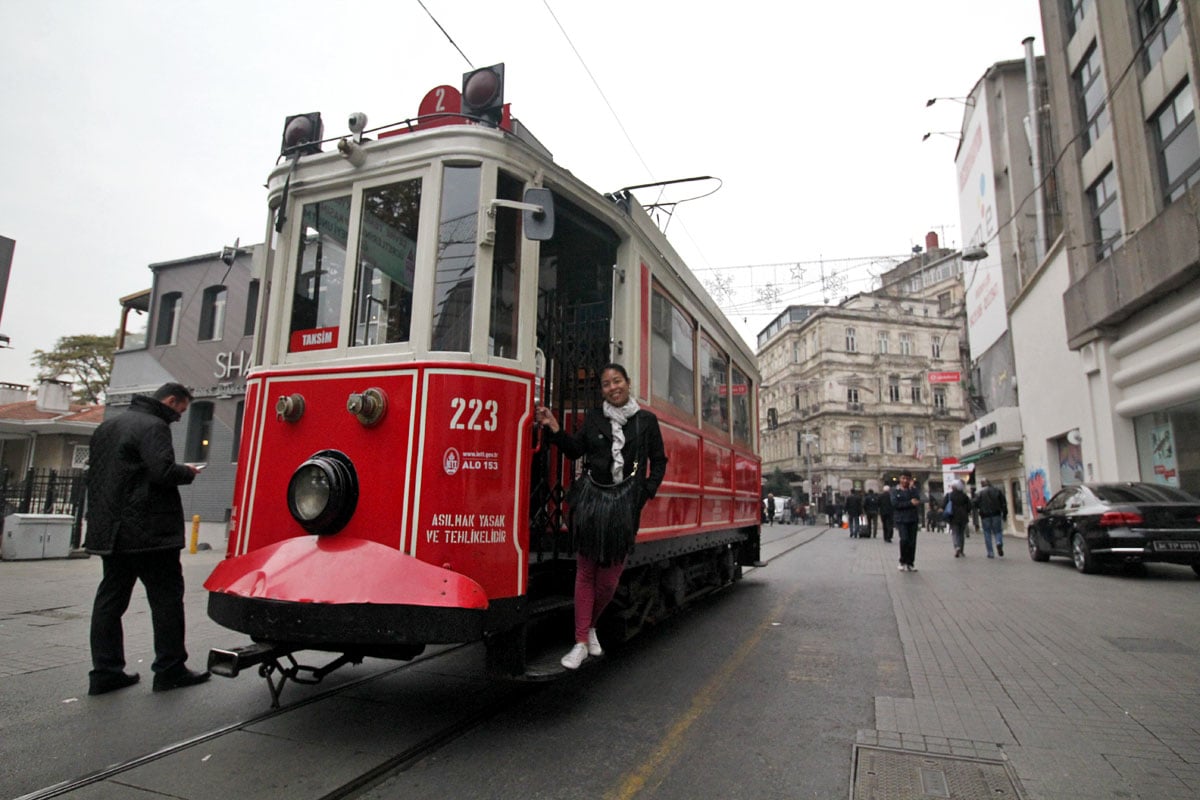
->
xmin=536 ymin=363 xmax=668 ymax=670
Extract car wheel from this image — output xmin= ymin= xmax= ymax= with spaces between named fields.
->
xmin=1028 ymin=533 xmax=1050 ymax=562
xmin=1072 ymin=533 xmax=1097 ymax=574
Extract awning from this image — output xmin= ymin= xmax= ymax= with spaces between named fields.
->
xmin=957 ymin=447 xmax=1000 ymax=465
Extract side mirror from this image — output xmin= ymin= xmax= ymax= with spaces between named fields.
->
xmin=522 ymin=188 xmax=554 ymax=241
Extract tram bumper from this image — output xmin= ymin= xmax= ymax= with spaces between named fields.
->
xmin=204 ymin=535 xmax=488 ymax=647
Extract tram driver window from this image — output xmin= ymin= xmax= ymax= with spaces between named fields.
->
xmin=289 ymin=196 xmax=350 ymax=351
xmin=431 ymin=165 xmax=481 ymax=352
xmin=351 ymin=178 xmax=422 ymax=346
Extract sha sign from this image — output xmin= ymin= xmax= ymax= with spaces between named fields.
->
xmin=927 ymin=371 xmax=961 ymax=384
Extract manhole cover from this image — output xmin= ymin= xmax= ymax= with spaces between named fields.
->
xmin=852 ymin=745 xmax=1023 ymax=799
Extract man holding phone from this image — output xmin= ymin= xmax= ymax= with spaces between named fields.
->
xmin=84 ymin=382 xmax=210 ymax=695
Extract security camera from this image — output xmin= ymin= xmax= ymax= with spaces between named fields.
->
xmin=348 ymin=112 xmax=368 ymax=134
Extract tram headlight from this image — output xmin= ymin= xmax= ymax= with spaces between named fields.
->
xmin=286 ymin=450 xmax=358 ymax=535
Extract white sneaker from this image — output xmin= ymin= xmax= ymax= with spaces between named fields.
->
xmin=898 ymin=563 xmax=907 ymax=571
xmin=587 ymin=628 xmax=603 ymax=657
xmin=560 ymin=643 xmax=588 ymax=670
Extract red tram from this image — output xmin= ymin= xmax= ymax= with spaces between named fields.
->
xmin=204 ymin=65 xmax=762 ymax=702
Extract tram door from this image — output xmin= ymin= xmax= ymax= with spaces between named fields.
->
xmin=529 ymin=196 xmax=619 ymax=579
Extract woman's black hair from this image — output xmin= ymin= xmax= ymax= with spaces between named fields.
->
xmin=599 ymin=363 xmax=629 ymax=381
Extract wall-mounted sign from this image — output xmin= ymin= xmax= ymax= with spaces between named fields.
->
xmin=928 ymin=371 xmax=961 ymax=383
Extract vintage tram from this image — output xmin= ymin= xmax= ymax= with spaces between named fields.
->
xmin=204 ymin=65 xmax=762 ymax=702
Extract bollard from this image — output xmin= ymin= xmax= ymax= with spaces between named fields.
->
xmin=190 ymin=515 xmax=201 ymax=554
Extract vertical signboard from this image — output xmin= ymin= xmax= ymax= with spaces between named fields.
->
xmin=955 ymin=93 xmax=1006 ymax=356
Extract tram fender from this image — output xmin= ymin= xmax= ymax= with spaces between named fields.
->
xmin=204 ymin=535 xmax=489 ymax=609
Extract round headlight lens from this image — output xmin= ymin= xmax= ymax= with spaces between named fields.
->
xmin=286 ymin=450 xmax=358 ymax=534
xmin=291 ymin=465 xmax=330 ymax=521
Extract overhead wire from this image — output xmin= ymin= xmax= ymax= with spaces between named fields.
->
xmin=416 ymin=0 xmax=474 ymax=68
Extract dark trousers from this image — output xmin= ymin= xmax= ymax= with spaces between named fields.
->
xmin=881 ymin=513 xmax=894 ymax=542
xmin=90 ymin=549 xmax=188 ymax=677
xmin=866 ymin=513 xmax=878 ymax=537
xmin=897 ymin=521 xmax=919 ymax=566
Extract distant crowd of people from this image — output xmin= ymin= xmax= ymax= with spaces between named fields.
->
xmin=763 ymin=474 xmax=1010 ymax=571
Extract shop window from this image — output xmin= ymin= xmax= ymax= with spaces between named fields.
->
xmin=243 ymin=280 xmax=259 ymax=336
xmin=154 ymin=292 xmax=182 ymax=346
xmin=198 ymin=285 xmax=227 ymax=341
xmin=1153 ymin=80 xmax=1200 ymax=204
xmin=1074 ymin=44 xmax=1109 ymax=151
xmin=184 ymin=402 xmax=214 ymax=463
xmin=1010 ymin=479 xmax=1024 ymax=514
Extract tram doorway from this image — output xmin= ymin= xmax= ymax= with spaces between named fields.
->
xmin=529 ymin=195 xmax=619 ymax=569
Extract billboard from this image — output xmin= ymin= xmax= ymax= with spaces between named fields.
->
xmin=955 ymin=92 xmax=1006 ymax=356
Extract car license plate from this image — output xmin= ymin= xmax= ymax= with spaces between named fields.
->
xmin=1153 ymin=541 xmax=1200 ymax=552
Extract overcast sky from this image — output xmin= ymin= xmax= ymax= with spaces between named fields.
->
xmin=0 ymin=0 xmax=1044 ymax=390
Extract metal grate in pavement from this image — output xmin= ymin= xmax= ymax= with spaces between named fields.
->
xmin=852 ymin=745 xmax=1024 ymax=799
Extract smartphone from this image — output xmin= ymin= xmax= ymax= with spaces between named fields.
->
xmin=188 ymin=463 xmax=207 ymax=472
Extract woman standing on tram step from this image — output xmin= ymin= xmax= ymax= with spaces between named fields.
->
xmin=535 ymin=363 xmax=668 ymax=670
xmin=945 ymin=479 xmax=973 ymax=558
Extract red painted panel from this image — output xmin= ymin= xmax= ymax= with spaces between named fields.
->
xmin=660 ymin=423 xmax=700 ymax=486
xmin=702 ymin=440 xmax=733 ymax=489
xmin=227 ymin=379 xmax=263 ymax=558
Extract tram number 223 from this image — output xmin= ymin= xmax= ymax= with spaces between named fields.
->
xmin=449 ymin=397 xmax=499 ymax=431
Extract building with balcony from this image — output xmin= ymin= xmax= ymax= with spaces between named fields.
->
xmin=757 ymin=242 xmax=969 ymax=506
xmin=1024 ymin=0 xmax=1200 ymax=497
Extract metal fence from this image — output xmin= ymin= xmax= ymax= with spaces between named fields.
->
xmin=0 ymin=467 xmax=87 ymax=545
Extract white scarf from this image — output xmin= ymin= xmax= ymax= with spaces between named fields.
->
xmin=603 ymin=397 xmax=641 ymax=481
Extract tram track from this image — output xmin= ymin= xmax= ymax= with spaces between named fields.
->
xmin=17 ymin=529 xmax=826 ymax=800
xmin=14 ymin=642 xmax=516 ymax=800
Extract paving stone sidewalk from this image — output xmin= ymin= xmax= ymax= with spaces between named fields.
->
xmin=853 ymin=527 xmax=1200 ymax=800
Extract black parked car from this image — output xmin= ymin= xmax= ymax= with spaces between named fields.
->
xmin=1028 ymin=482 xmax=1200 ymax=575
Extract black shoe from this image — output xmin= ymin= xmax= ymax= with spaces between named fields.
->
xmin=89 ymin=671 xmax=140 ymax=696
xmin=997 ymin=545 xmax=1004 ymax=557
xmin=153 ymin=667 xmax=210 ymax=692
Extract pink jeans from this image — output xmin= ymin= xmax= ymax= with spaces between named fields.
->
xmin=574 ymin=555 xmax=625 ymax=642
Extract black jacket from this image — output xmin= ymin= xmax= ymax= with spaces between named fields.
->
xmin=976 ymin=485 xmax=1007 ymax=518
xmin=944 ymin=488 xmax=972 ymax=527
xmin=891 ymin=486 xmax=922 ymax=523
xmin=551 ymin=408 xmax=668 ymax=503
xmin=85 ymin=395 xmax=196 ymax=554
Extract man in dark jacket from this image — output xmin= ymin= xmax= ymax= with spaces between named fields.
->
xmin=976 ymin=478 xmax=1008 ymax=558
xmin=891 ymin=470 xmax=923 ymax=571
xmin=864 ymin=489 xmax=880 ymax=537
xmin=85 ymin=383 xmax=209 ymax=695
xmin=879 ymin=484 xmax=894 ymax=543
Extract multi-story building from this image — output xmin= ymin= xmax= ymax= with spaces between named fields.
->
xmin=107 ymin=245 xmax=261 ymax=523
xmin=757 ymin=241 xmax=969 ymax=507
xmin=1023 ymin=0 xmax=1200 ymax=497
xmin=951 ymin=51 xmax=1059 ymax=533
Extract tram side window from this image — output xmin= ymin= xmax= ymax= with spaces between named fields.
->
xmin=431 ymin=165 xmax=481 ymax=352
xmin=731 ymin=366 xmax=751 ymax=446
xmin=651 ymin=288 xmax=696 ymax=416
xmin=700 ymin=336 xmax=730 ymax=434
xmin=351 ymin=178 xmax=421 ymax=347
xmin=488 ymin=171 xmax=523 ymax=358
xmin=289 ymin=196 xmax=350 ymax=352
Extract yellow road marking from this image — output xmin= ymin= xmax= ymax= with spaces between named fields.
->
xmin=605 ymin=590 xmax=797 ymax=800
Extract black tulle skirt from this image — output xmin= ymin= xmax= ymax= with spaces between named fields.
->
xmin=567 ymin=472 xmax=641 ymax=566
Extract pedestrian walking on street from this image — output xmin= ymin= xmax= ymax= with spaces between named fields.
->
xmin=892 ymin=471 xmax=922 ymax=571
xmin=846 ymin=489 xmax=864 ymax=537
xmin=879 ymin=483 xmax=895 ymax=543
xmin=976 ymin=478 xmax=1008 ymax=557
xmin=85 ymin=383 xmax=210 ymax=695
xmin=765 ymin=493 xmax=777 ymax=526
xmin=944 ymin=479 xmax=972 ymax=558
xmin=536 ymin=363 xmax=668 ymax=670
xmin=864 ymin=489 xmax=880 ymax=537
